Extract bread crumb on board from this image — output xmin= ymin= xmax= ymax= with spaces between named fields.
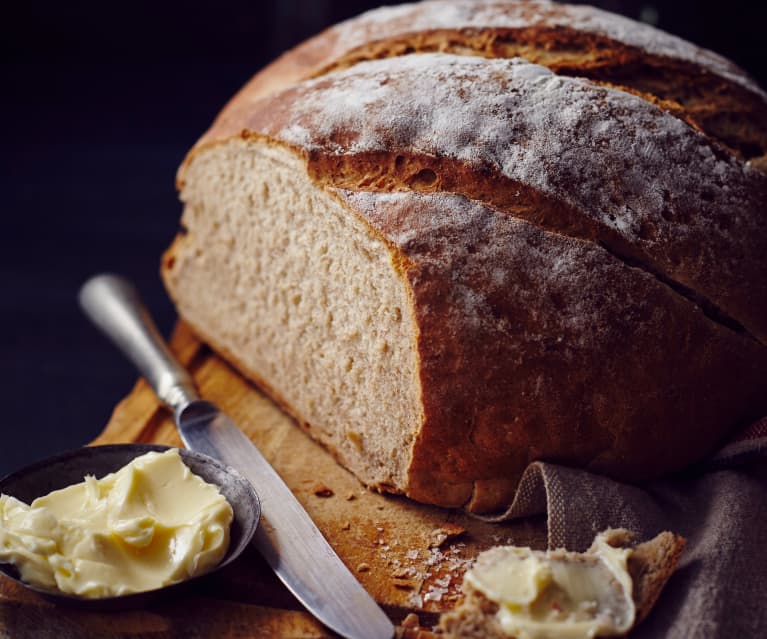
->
xmin=396 ymin=612 xmax=438 ymax=639
xmin=428 ymin=524 xmax=466 ymax=548
xmin=311 ymin=482 xmax=334 ymax=497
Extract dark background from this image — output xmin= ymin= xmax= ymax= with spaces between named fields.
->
xmin=2 ymin=0 xmax=766 ymax=477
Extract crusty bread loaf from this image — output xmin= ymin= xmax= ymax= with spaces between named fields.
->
xmin=162 ymin=0 xmax=767 ymax=513
xmin=438 ymin=528 xmax=687 ymax=638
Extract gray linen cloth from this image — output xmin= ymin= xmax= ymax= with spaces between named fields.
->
xmin=485 ymin=417 xmax=767 ymax=638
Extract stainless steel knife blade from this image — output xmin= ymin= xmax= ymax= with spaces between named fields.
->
xmin=79 ymin=274 xmax=395 ymax=639
xmin=177 ymin=401 xmax=395 ymax=639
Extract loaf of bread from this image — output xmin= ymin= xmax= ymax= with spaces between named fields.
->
xmin=438 ymin=528 xmax=686 ymax=638
xmin=162 ymin=0 xmax=767 ymax=513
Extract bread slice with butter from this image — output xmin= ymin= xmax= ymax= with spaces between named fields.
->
xmin=439 ymin=529 xmax=685 ymax=639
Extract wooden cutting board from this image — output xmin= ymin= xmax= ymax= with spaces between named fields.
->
xmin=0 ymin=321 xmax=547 ymax=638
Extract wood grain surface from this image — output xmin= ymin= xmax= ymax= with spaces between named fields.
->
xmin=0 ymin=322 xmax=546 ymax=638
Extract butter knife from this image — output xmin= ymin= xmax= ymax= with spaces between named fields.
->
xmin=79 ymin=274 xmax=394 ymax=639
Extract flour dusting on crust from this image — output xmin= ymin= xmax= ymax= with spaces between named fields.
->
xmin=275 ymin=54 xmax=755 ymax=242
xmin=338 ymin=189 xmax=631 ymax=337
xmin=323 ymin=0 xmax=765 ymax=98
xmin=268 ymin=53 xmax=767 ymax=342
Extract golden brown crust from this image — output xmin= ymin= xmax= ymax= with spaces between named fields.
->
xmin=320 ymin=27 xmax=767 ymax=161
xmin=165 ymin=162 xmax=767 ymax=513
xmin=165 ymin=2 xmax=767 ymax=513
xmin=172 ymin=51 xmax=767 ymax=511
xmin=188 ymin=0 xmax=767 ymax=170
xmin=214 ymin=53 xmax=767 ymax=342
xmin=338 ymin=190 xmax=767 ymax=507
xmin=628 ymin=532 xmax=687 ymax=623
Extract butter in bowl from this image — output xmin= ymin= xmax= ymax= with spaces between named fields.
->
xmin=0 ymin=444 xmax=259 ymax=609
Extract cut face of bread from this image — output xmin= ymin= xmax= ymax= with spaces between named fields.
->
xmin=165 ymin=141 xmax=422 ymax=491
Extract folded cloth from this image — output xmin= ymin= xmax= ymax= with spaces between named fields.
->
xmin=483 ymin=417 xmax=767 ymax=639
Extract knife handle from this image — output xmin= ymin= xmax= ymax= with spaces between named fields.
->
xmin=79 ymin=274 xmax=200 ymax=416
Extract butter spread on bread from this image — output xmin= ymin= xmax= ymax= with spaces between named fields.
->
xmin=440 ymin=529 xmax=686 ymax=639
xmin=464 ymin=533 xmax=635 ymax=638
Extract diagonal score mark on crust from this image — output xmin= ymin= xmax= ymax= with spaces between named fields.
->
xmin=229 ymin=0 xmax=766 ymax=161
xmin=312 ymin=150 xmax=753 ymax=339
xmin=329 ymin=185 xmax=767 ymax=510
xmin=316 ymin=28 xmax=767 ymax=161
xmin=593 ymin=242 xmax=751 ymax=337
xmin=313 ymin=0 xmax=766 ymax=99
xmin=326 ymin=153 xmax=764 ymax=341
xmin=334 ymin=154 xmax=759 ymax=341
xmin=233 ymin=54 xmax=767 ymax=344
xmin=322 ymin=144 xmax=759 ymax=341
